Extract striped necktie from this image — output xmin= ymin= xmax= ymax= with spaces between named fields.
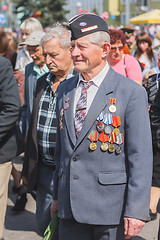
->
xmin=75 ymin=81 xmax=92 ymax=135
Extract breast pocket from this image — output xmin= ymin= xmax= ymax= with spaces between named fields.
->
xmin=98 ymin=172 xmax=127 ymax=185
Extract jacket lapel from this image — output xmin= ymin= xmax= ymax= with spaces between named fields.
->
xmin=74 ymin=67 xmax=115 ymax=150
xmin=63 ymin=76 xmax=79 ymax=146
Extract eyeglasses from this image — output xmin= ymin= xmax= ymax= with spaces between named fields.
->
xmin=110 ymin=46 xmax=124 ymax=52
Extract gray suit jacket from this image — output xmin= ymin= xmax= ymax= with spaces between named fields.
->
xmin=53 ymin=67 xmax=153 ymax=225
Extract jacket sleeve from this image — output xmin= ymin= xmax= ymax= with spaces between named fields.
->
xmin=150 ymin=85 xmax=160 ymax=150
xmin=0 ymin=57 xmax=21 ymax=142
xmin=124 ymin=85 xmax=153 ymax=221
xmin=52 ymin=92 xmax=61 ymax=200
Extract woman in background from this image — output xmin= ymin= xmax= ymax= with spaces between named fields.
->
xmin=108 ymin=29 xmax=142 ymax=85
xmin=134 ymin=31 xmax=158 ymax=70
xmin=15 ymin=17 xmax=43 ymax=73
xmin=0 ymin=30 xmax=17 ymax=69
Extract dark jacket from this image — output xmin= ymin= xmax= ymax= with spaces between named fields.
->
xmin=22 ymin=73 xmax=49 ymax=192
xmin=149 ymin=74 xmax=160 ymax=150
xmin=147 ymin=73 xmax=160 ymax=106
xmin=0 ymin=56 xmax=21 ymax=163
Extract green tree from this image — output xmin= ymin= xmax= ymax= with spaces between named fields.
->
xmin=13 ymin=0 xmax=68 ymax=27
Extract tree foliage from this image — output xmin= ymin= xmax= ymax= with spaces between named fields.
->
xmin=13 ymin=0 xmax=68 ymax=27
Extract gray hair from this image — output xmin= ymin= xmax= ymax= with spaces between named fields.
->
xmin=89 ymin=31 xmax=110 ymax=46
xmin=41 ymin=23 xmax=71 ymax=49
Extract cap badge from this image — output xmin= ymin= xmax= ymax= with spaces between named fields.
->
xmin=79 ymin=22 xmax=87 ymax=27
xmin=81 ymin=25 xmax=98 ymax=33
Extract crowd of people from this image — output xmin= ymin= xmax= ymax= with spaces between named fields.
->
xmin=0 ymin=13 xmax=160 ymax=240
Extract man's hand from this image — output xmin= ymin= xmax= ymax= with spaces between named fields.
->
xmin=124 ymin=217 xmax=145 ymax=239
xmin=50 ymin=200 xmax=58 ymax=218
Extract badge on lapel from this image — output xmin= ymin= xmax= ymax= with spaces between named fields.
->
xmin=64 ymin=98 xmax=69 ymax=110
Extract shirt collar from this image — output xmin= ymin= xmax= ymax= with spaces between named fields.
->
xmin=46 ymin=66 xmax=75 ymax=84
xmin=33 ymin=64 xmax=49 ymax=78
xmin=78 ymin=63 xmax=109 ymax=88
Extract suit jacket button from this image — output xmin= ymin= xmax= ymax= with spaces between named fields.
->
xmin=73 ymin=156 xmax=78 ymax=161
xmin=73 ymin=175 xmax=79 ymax=180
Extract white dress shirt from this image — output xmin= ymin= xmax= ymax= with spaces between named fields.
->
xmin=74 ymin=63 xmax=109 ymax=117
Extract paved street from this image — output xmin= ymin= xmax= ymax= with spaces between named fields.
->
xmin=3 ymin=155 xmax=160 ymax=240
xmin=4 ymin=156 xmax=41 ymax=240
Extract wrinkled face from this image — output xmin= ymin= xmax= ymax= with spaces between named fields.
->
xmin=108 ymin=40 xmax=124 ymax=63
xmin=71 ymin=35 xmax=109 ymax=75
xmin=42 ymin=38 xmax=72 ymax=75
xmin=27 ymin=45 xmax=45 ymax=68
xmin=20 ymin=29 xmax=30 ymax=42
xmin=138 ymin=41 xmax=149 ymax=53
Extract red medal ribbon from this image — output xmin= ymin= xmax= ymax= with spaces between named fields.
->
xmin=111 ymin=132 xmax=117 ymax=143
xmin=98 ymin=132 xmax=109 ymax=143
xmin=111 ymin=116 xmax=121 ymax=127
xmin=98 ymin=132 xmax=104 ymax=142
xmin=109 ymin=98 xmax=116 ymax=104
xmin=88 ymin=130 xmax=98 ymax=142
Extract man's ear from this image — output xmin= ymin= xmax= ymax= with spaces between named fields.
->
xmin=102 ymin=42 xmax=111 ymax=58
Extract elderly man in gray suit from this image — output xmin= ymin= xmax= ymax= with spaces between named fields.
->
xmin=51 ymin=14 xmax=153 ymax=240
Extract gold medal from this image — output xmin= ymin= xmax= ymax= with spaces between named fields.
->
xmin=113 ymin=128 xmax=120 ymax=136
xmin=108 ymin=144 xmax=115 ymax=153
xmin=101 ymin=142 xmax=108 ymax=151
xmin=89 ymin=142 xmax=97 ymax=151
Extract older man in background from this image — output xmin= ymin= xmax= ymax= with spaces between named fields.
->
xmin=21 ymin=24 xmax=76 ymax=236
xmin=12 ymin=30 xmax=49 ymax=213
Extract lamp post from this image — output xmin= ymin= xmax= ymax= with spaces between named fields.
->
xmin=125 ymin=0 xmax=130 ymax=25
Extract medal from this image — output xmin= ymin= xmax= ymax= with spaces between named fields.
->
xmin=97 ymin=111 xmax=104 ymax=121
xmin=96 ymin=122 xmax=104 ymax=132
xmin=111 ymin=116 xmax=121 ymax=128
xmin=88 ymin=130 xmax=98 ymax=151
xmin=104 ymin=125 xmax=112 ymax=135
xmin=60 ymin=108 xmax=64 ymax=117
xmin=98 ymin=132 xmax=109 ymax=151
xmin=109 ymin=98 xmax=117 ymax=113
xmin=116 ymin=146 xmax=121 ymax=154
xmin=109 ymin=104 xmax=117 ymax=113
xmin=108 ymin=144 xmax=115 ymax=153
xmin=113 ymin=128 xmax=120 ymax=136
xmin=98 ymin=131 xmax=109 ymax=142
xmin=89 ymin=142 xmax=97 ymax=151
xmin=115 ymin=133 xmax=124 ymax=145
xmin=59 ymin=121 xmax=63 ymax=130
xmin=101 ymin=142 xmax=108 ymax=151
xmin=64 ymin=98 xmax=69 ymax=110
xmin=103 ymin=113 xmax=113 ymax=125
xmin=111 ymin=132 xmax=117 ymax=143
